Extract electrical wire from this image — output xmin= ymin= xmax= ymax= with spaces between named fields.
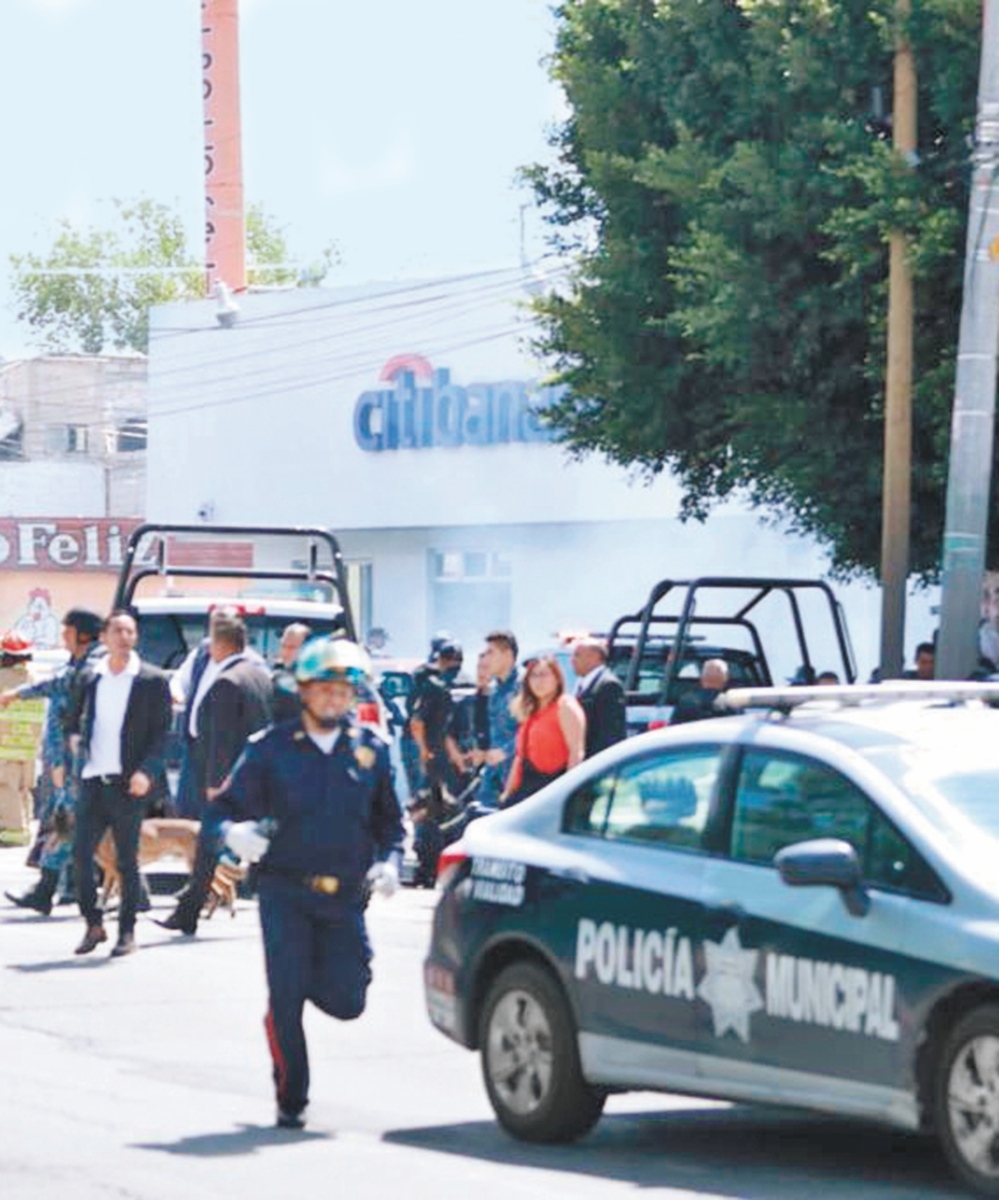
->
xmin=0 ymin=262 xmax=568 ymax=426
xmin=0 ymin=260 xmax=568 ymax=452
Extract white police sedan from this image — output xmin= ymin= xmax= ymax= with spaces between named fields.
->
xmin=424 ymin=683 xmax=999 ymax=1196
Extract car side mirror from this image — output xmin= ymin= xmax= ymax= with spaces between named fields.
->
xmin=774 ymin=838 xmax=870 ymax=918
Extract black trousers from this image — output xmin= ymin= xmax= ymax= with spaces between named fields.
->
xmin=75 ymin=777 xmax=144 ymax=935
xmin=174 ymin=807 xmax=225 ymax=924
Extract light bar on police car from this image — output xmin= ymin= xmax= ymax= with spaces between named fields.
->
xmin=721 ymin=681 xmax=999 ymax=710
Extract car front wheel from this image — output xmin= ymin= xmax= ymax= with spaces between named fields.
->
xmin=935 ymin=1004 xmax=999 ymax=1195
xmin=479 ymin=960 xmax=605 ymax=1143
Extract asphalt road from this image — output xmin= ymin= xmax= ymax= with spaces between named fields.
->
xmin=0 ymin=847 xmax=967 ymax=1200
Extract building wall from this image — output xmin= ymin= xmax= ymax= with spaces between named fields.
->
xmin=0 ymin=462 xmax=105 ymax=517
xmin=0 ymin=354 xmax=146 ymax=517
xmin=146 ymin=281 xmax=936 ymax=679
xmin=0 ymin=357 xmax=147 ymax=643
xmin=337 ymin=520 xmax=910 ymax=683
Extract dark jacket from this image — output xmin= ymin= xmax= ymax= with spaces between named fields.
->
xmin=70 ymin=659 xmax=172 ymax=784
xmin=217 ymin=717 xmax=404 ymax=895
xmin=270 ymin=663 xmax=301 ymax=725
xmin=192 ymin=657 xmax=273 ymax=795
xmin=669 ymin=686 xmax=726 ymax=726
xmin=578 ymin=665 xmax=627 ymax=757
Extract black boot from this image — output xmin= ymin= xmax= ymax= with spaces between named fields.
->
xmin=5 ymin=868 xmax=59 ymax=916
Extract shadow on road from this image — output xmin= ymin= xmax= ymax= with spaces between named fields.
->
xmin=384 ymin=1105 xmax=964 ymax=1198
xmin=8 ymin=957 xmax=113 ymax=972
xmin=133 ymin=1124 xmax=332 ymax=1157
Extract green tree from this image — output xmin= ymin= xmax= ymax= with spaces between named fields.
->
xmin=526 ymin=0 xmax=981 ymax=577
xmin=245 ymin=201 xmax=338 ymax=289
xmin=10 ymin=198 xmax=338 ymax=355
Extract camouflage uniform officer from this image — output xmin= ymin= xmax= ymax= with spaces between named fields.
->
xmin=3 ymin=609 xmax=102 ymax=915
xmin=214 ymin=636 xmax=404 ymax=1129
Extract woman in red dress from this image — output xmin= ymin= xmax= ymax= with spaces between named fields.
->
xmin=501 ymin=655 xmax=585 ymax=806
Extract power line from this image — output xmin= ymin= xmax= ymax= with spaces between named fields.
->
xmin=0 ymin=263 xmax=567 ymax=420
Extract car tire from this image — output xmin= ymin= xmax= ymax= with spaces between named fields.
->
xmin=478 ymin=960 xmax=605 ymax=1143
xmin=934 ymin=1003 xmax=999 ymax=1195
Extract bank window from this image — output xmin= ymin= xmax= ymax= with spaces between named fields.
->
xmin=564 ymin=747 xmax=722 ymax=853
xmin=730 ymin=750 xmax=946 ymax=899
xmin=432 ymin=550 xmax=511 ymax=582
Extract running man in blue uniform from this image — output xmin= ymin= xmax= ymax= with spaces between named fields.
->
xmin=215 ymin=636 xmax=404 ymax=1129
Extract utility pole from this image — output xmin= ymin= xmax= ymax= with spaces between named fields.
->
xmin=878 ymin=0 xmax=917 ymax=679
xmin=936 ymin=0 xmax=999 ymax=680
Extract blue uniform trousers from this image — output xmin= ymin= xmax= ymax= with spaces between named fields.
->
xmin=258 ymin=874 xmax=372 ymax=1116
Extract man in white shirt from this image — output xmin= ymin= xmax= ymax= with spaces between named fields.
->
xmin=70 ymin=611 xmax=172 ymax=957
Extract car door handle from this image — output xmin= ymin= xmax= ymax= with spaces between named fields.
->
xmin=549 ymin=866 xmax=591 ymax=886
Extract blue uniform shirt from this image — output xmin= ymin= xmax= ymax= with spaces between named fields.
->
xmin=217 ymin=716 xmax=405 ymax=896
xmin=479 ymin=665 xmax=523 ymax=806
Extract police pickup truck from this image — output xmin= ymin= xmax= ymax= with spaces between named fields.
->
xmin=606 ymin=576 xmax=857 ymax=734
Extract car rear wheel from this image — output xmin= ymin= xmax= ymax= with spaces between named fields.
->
xmin=479 ymin=961 xmax=605 ymax=1143
xmin=934 ymin=1004 xmax=999 ymax=1195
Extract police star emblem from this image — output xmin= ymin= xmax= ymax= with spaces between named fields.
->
xmin=354 ymin=745 xmax=376 ymax=770
xmin=696 ymin=927 xmax=764 ymax=1043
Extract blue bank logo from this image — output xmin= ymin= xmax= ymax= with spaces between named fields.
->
xmin=353 ymin=354 xmax=560 ymax=452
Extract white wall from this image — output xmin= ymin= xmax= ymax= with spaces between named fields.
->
xmin=146 ymin=281 xmax=938 ymax=678
xmin=336 ymin=520 xmax=938 ymax=681
xmin=146 ymin=281 xmax=688 ymax=529
xmin=0 ymin=461 xmax=105 ymax=516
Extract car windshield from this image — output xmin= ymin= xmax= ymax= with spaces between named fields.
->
xmin=868 ymin=737 xmax=999 ymax=853
xmin=138 ymin=612 xmax=344 ymax=670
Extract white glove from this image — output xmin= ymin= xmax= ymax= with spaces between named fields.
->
xmin=366 ymin=860 xmax=399 ymax=898
xmin=223 ymin=820 xmax=271 ymax=864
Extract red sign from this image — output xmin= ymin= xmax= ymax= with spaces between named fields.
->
xmin=0 ymin=520 xmax=142 ymax=572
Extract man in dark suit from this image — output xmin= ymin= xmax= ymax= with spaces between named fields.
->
xmin=157 ymin=607 xmax=272 ymax=935
xmin=70 ymin=610 xmax=172 ymax=957
xmin=271 ymin=621 xmax=311 ymax=724
xmin=571 ymin=637 xmax=627 ymax=757
xmin=669 ymin=658 xmax=730 ymax=725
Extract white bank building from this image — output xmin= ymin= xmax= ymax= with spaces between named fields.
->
xmin=146 ymin=270 xmax=935 ymax=677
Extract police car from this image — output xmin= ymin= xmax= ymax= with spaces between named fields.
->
xmin=424 ymin=683 xmax=999 ymax=1196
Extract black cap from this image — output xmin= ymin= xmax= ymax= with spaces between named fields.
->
xmin=436 ymin=640 xmax=463 ymax=662
xmin=63 ymin=608 xmax=103 ymax=641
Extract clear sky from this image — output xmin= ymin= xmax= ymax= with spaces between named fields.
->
xmin=0 ymin=0 xmax=564 ymax=357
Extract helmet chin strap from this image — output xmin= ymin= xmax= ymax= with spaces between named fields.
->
xmin=302 ymin=693 xmax=352 ymax=731
xmin=312 ymin=713 xmax=342 ymax=730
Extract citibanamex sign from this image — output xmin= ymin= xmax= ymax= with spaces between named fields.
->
xmin=353 ymin=354 xmax=561 ymax=452
xmin=0 ymin=520 xmax=142 ymax=571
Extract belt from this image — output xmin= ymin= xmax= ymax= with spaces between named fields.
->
xmin=303 ymin=874 xmax=340 ymax=895
xmin=259 ymin=866 xmax=344 ymax=895
xmin=89 ymin=773 xmax=124 ymax=786
xmin=259 ymin=868 xmax=345 ymax=897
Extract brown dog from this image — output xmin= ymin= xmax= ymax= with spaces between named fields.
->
xmin=95 ymin=818 xmax=245 ymax=918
